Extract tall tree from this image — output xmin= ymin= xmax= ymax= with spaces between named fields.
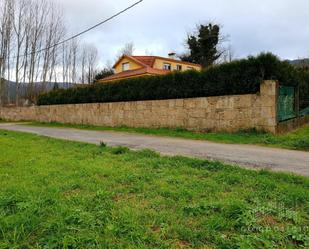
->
xmin=85 ymin=45 xmax=98 ymax=84
xmin=93 ymin=67 xmax=114 ymax=82
xmin=181 ymin=23 xmax=225 ymax=68
xmin=0 ymin=0 xmax=13 ymax=105
xmin=121 ymin=42 xmax=134 ymax=56
xmin=222 ymin=44 xmax=235 ymax=63
xmin=117 ymin=42 xmax=134 ymax=59
xmin=80 ymin=45 xmax=87 ymax=84
xmin=79 ymin=43 xmax=98 ymax=84
xmin=12 ymin=0 xmax=28 ymax=104
xmin=0 ymin=0 xmax=100 ymax=105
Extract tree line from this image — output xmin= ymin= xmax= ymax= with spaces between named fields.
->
xmin=0 ymin=0 xmax=99 ymax=106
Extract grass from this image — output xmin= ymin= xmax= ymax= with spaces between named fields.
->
xmin=28 ymin=122 xmax=309 ymax=151
xmin=0 ymin=130 xmax=308 ymax=248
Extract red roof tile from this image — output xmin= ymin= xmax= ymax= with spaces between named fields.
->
xmin=132 ymin=55 xmax=202 ymax=68
xmin=99 ymin=67 xmax=169 ymax=82
xmin=131 ymin=56 xmax=156 ymax=67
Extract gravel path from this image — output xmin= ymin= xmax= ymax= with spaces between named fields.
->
xmin=1 ymin=123 xmax=309 ymax=177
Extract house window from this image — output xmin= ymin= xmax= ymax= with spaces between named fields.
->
xmin=187 ymin=66 xmax=194 ymax=70
xmin=163 ymin=63 xmax=172 ymax=70
xmin=176 ymin=65 xmax=182 ymax=71
xmin=122 ymin=62 xmax=130 ymax=71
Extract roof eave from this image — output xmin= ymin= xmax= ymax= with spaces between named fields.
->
xmin=112 ymin=55 xmax=148 ymax=69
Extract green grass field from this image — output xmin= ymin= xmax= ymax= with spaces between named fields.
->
xmin=29 ymin=122 xmax=309 ymax=151
xmin=0 ymin=130 xmax=308 ymax=248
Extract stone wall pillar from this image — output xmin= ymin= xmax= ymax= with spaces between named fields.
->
xmin=259 ymin=80 xmax=279 ymax=133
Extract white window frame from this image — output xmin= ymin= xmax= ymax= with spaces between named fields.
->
xmin=163 ymin=63 xmax=172 ymax=71
xmin=122 ymin=62 xmax=130 ymax=71
xmin=176 ymin=65 xmax=182 ymax=71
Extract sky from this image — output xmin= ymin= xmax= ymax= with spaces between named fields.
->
xmin=60 ymin=0 xmax=309 ymax=67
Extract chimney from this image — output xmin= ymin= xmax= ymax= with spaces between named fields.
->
xmin=168 ymin=52 xmax=177 ymax=60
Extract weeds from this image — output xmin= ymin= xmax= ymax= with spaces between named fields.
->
xmin=99 ymin=141 xmax=107 ymax=148
xmin=0 ymin=129 xmax=308 ymax=248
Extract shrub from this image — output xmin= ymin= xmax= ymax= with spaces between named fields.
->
xmin=99 ymin=141 xmax=107 ymax=148
xmin=37 ymin=53 xmax=302 ymax=106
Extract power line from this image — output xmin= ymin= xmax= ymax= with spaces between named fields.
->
xmin=12 ymin=0 xmax=143 ymax=59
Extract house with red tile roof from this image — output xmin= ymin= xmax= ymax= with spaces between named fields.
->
xmin=98 ymin=53 xmax=202 ymax=83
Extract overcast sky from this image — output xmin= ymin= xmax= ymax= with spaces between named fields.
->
xmin=60 ymin=0 xmax=309 ymax=67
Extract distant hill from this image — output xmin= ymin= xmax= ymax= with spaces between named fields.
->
xmin=287 ymin=58 xmax=309 ymax=68
xmin=2 ymin=80 xmax=81 ymax=104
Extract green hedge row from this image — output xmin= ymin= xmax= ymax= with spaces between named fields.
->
xmin=37 ymin=53 xmax=304 ymax=106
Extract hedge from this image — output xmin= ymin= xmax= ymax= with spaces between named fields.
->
xmin=300 ymin=72 xmax=309 ymax=109
xmin=37 ymin=53 xmax=305 ymax=106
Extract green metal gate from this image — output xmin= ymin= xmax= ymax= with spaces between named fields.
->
xmin=278 ymin=86 xmax=297 ymax=122
xmin=300 ymin=106 xmax=309 ymax=117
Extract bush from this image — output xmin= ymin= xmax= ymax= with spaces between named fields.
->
xmin=37 ymin=53 xmax=302 ymax=106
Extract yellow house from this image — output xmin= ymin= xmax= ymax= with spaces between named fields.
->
xmin=98 ymin=53 xmax=202 ymax=83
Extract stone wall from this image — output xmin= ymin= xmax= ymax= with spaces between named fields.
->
xmin=0 ymin=81 xmax=279 ymax=133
